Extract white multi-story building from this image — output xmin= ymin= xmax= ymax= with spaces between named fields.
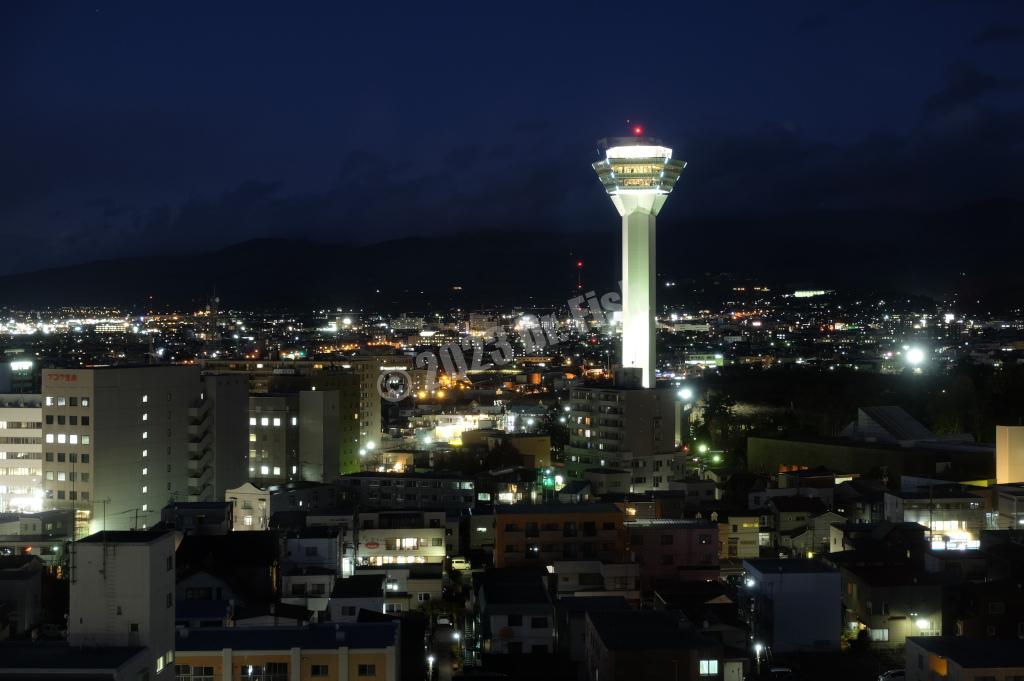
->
xmin=42 ymin=366 xmax=247 ymax=535
xmin=0 ymin=394 xmax=43 ymax=512
xmin=70 ymin=530 xmax=178 ymax=678
xmin=355 ymin=510 xmax=447 ymax=567
xmin=564 ymin=374 xmax=681 ymax=488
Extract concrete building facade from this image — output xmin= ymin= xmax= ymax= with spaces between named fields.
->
xmin=0 ymin=394 xmax=42 ymax=513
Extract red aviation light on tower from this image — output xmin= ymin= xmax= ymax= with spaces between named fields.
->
xmin=577 ymin=260 xmax=584 ymax=268
xmin=632 ymin=124 xmax=643 ymax=136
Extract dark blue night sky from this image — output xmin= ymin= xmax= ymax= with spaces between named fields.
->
xmin=3 ymin=1 xmax=1023 ymax=274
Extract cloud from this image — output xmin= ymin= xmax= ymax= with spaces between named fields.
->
xmin=922 ymin=62 xmax=1018 ymax=119
xmin=973 ymin=23 xmax=1024 ymax=45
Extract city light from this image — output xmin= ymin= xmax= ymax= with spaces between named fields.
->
xmin=906 ymin=347 xmax=926 ymax=365
xmin=677 ymin=387 xmax=693 ymax=401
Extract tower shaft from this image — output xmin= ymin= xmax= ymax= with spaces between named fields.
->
xmin=593 ymin=136 xmax=685 ymax=389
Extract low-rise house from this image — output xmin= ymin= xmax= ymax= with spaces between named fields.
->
xmin=556 ymin=596 xmax=631 ymax=664
xmin=905 ymin=636 xmax=1024 ymax=681
xmin=0 ymin=556 xmax=42 ymax=636
xmin=285 ymin=526 xmax=341 ymax=574
xmin=281 ymin=566 xmax=335 ymax=613
xmin=716 ymin=511 xmax=760 ymax=561
xmin=585 ymin=609 xmax=728 ymax=681
xmin=226 ymin=482 xmax=270 ymax=531
xmin=160 ymin=501 xmax=232 ymax=536
xmin=474 ymin=568 xmax=555 ymax=655
xmin=740 ymin=558 xmax=841 ymax=653
xmin=840 ymin=565 xmax=944 ymax=647
xmin=551 ymin=560 xmax=641 ymax=603
xmin=884 ymin=485 xmax=985 ymax=550
xmin=625 ymin=519 xmax=718 ymax=588
xmin=329 ymin=574 xmax=385 ymax=622
xmin=357 ymin=564 xmax=442 ymax=614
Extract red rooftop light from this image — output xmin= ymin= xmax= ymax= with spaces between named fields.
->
xmin=632 ymin=125 xmax=643 ymax=136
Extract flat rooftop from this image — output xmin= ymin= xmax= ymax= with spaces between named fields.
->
xmin=744 ymin=558 xmax=836 ymax=575
xmin=0 ymin=642 xmax=143 ymax=676
xmin=176 ymin=623 xmax=397 ymax=651
xmin=909 ymin=636 xmax=1024 ymax=667
xmin=78 ymin=529 xmax=173 ymax=544
xmin=495 ymin=502 xmax=622 ymax=515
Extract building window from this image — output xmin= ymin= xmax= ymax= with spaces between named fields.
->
xmin=530 ymin=616 xmax=548 ymax=628
xmin=311 ymin=665 xmax=329 ymax=677
xmin=357 ymin=665 xmax=376 ymax=677
xmin=699 ymin=660 xmax=719 ymax=676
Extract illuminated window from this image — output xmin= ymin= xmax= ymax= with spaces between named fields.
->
xmin=142 ymin=449 xmax=148 ymax=457
xmin=249 ymin=417 xmax=257 ymax=426
xmin=273 ymin=418 xmax=281 ymax=427
xmin=699 ymin=660 xmax=719 ymax=676
xmin=142 ymin=432 xmax=148 ymax=440
xmin=142 ymin=395 xmax=148 ymax=403
xmin=142 ymin=467 xmax=148 ymax=476
xmin=142 ymin=413 xmax=148 ymax=421
xmin=142 ymin=486 xmax=148 ymax=494
xmin=260 ymin=417 xmax=269 ymax=426
xmin=260 ymin=465 xmax=269 ymax=475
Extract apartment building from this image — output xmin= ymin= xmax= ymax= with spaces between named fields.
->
xmin=0 ymin=394 xmax=42 ymax=513
xmin=493 ymin=503 xmax=627 ymax=568
xmin=563 ymin=380 xmax=681 ymax=487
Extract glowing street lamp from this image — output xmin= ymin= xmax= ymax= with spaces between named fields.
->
xmin=677 ymin=387 xmax=693 ymax=401
xmin=906 ymin=347 xmax=926 ymax=365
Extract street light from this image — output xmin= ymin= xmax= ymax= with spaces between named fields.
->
xmin=906 ymin=347 xmax=925 ymax=365
xmin=677 ymin=387 xmax=693 ymax=401
xmin=698 ymin=444 xmax=708 ymax=454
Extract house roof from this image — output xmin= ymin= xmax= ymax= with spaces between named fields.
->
xmin=744 ymin=558 xmax=836 ymax=575
xmin=332 ymin=574 xmax=385 ymax=598
xmin=176 ymin=623 xmax=398 ymax=651
xmin=769 ymin=496 xmax=827 ymax=513
xmin=908 ymin=636 xmax=1024 ymax=668
xmin=587 ymin=610 xmax=718 ymax=651
xmin=0 ymin=642 xmax=144 ymax=675
xmin=78 ymin=530 xmax=174 ymax=544
xmin=494 ymin=502 xmax=622 ymax=516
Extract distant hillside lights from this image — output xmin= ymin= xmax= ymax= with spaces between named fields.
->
xmin=379 ymin=288 xmax=623 ymax=401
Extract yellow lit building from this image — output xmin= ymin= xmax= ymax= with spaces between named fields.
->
xmin=174 ymin=622 xmax=399 ymax=681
